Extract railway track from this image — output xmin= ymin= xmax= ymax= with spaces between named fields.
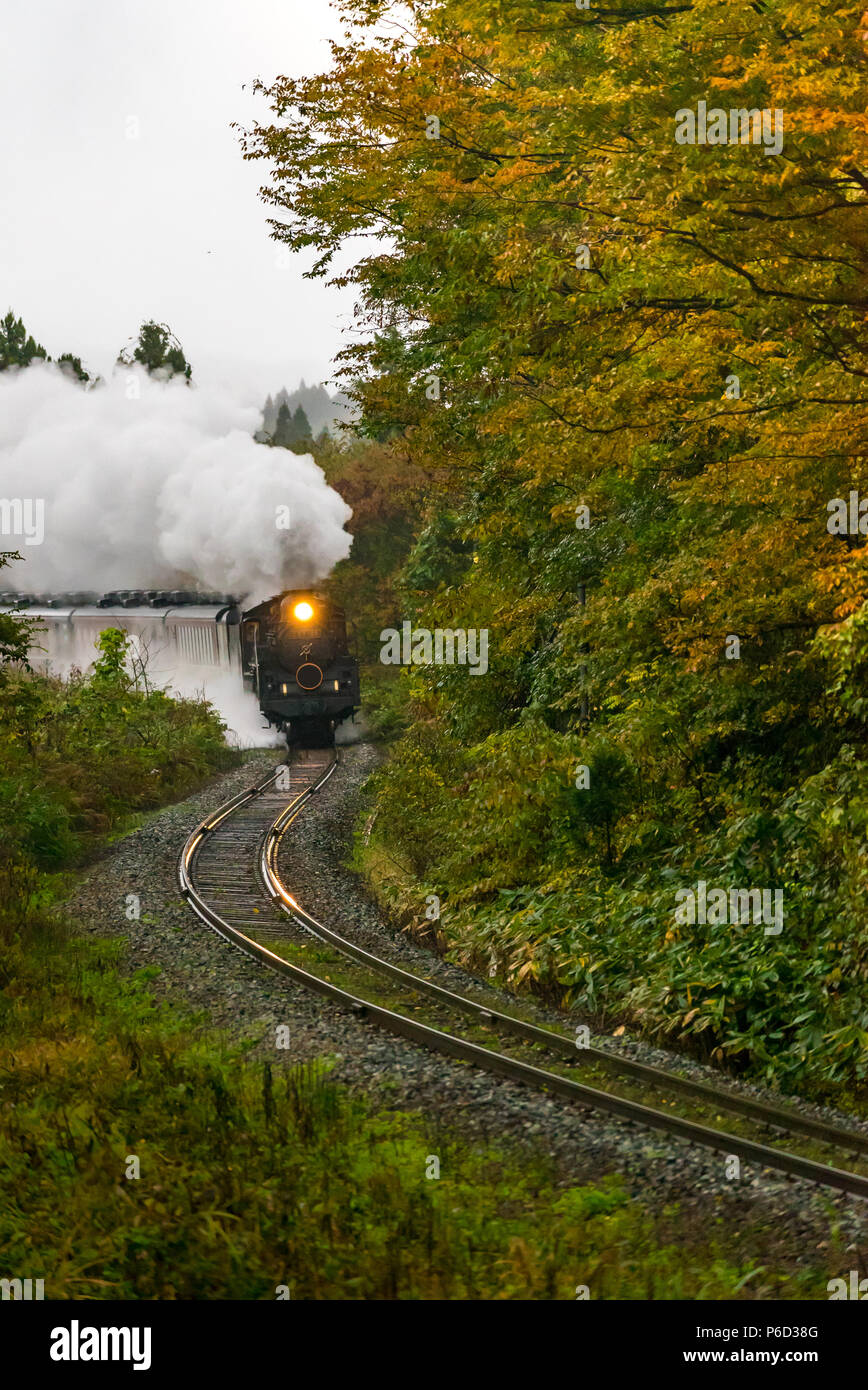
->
xmin=179 ymin=751 xmax=868 ymax=1201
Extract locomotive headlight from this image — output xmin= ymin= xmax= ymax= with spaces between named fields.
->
xmin=293 ymin=601 xmax=314 ymax=622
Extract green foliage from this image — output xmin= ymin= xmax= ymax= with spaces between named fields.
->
xmin=0 ymin=553 xmax=36 ymax=670
xmin=0 ymin=598 xmax=813 ymax=1301
xmin=0 ymin=612 xmax=237 ymax=910
xmin=359 ymin=666 xmax=412 ymax=742
xmin=240 ymin=0 xmax=868 ymax=1099
xmin=402 ymin=513 xmax=473 ymax=593
xmin=0 ymin=310 xmax=92 ymax=381
xmin=271 ymin=401 xmax=314 ymax=451
xmin=90 ymin=627 xmax=130 ymax=688
xmin=117 ymin=320 xmax=192 ymax=382
xmin=55 ymin=352 xmax=92 ymax=384
xmin=291 ymin=404 xmax=311 ymax=445
xmin=0 ymin=926 xmax=828 ymax=1298
xmin=363 ymin=717 xmax=868 ymax=1093
xmin=0 ymin=310 xmax=48 ymax=370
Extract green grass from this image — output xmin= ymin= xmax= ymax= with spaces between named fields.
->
xmin=0 ymin=912 xmax=848 ymax=1299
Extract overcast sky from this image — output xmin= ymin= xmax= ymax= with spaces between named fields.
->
xmin=0 ymin=0 xmax=357 ymax=402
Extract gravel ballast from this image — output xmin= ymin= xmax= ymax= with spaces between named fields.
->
xmin=65 ymin=743 xmax=868 ymax=1276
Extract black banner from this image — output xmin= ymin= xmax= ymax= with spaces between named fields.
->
xmin=2 ymin=1299 xmax=863 ymax=1377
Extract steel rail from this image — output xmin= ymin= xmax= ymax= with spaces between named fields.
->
xmin=179 ymin=760 xmax=868 ymax=1201
xmin=261 ymin=802 xmax=868 ymax=1160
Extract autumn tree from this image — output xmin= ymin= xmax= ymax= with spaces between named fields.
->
xmin=236 ymin=1 xmax=868 ymax=1081
xmin=239 ymin=0 xmax=868 ymax=745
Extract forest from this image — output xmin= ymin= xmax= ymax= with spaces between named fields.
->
xmin=239 ymin=0 xmax=868 ymax=1098
xmin=12 ymin=0 xmax=868 ymax=1316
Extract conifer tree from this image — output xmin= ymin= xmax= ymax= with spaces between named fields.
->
xmin=0 ymin=310 xmax=92 ymax=381
xmin=272 ymin=401 xmax=295 ymax=447
xmin=117 ymin=321 xmax=192 ymax=382
xmin=291 ymin=404 xmax=312 ymax=444
xmin=0 ymin=311 xmax=48 ymax=371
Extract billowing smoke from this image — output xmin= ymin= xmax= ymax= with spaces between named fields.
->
xmin=0 ymin=363 xmax=354 ymax=746
xmin=0 ymin=362 xmax=352 ymax=603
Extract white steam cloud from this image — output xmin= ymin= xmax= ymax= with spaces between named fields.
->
xmin=0 ymin=363 xmax=355 ymax=745
xmin=0 ymin=362 xmax=352 ymax=603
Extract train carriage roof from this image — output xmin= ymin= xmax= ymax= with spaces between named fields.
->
xmin=0 ymin=590 xmax=240 ymax=619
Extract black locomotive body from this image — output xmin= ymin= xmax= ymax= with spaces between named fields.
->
xmin=241 ymin=590 xmax=360 ymax=744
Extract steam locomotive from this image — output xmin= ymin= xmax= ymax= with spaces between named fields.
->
xmin=0 ymin=588 xmax=360 ymax=746
xmin=240 ymin=591 xmax=360 ymax=745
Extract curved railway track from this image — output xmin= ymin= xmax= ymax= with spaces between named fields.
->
xmin=179 ymin=752 xmax=868 ymax=1201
